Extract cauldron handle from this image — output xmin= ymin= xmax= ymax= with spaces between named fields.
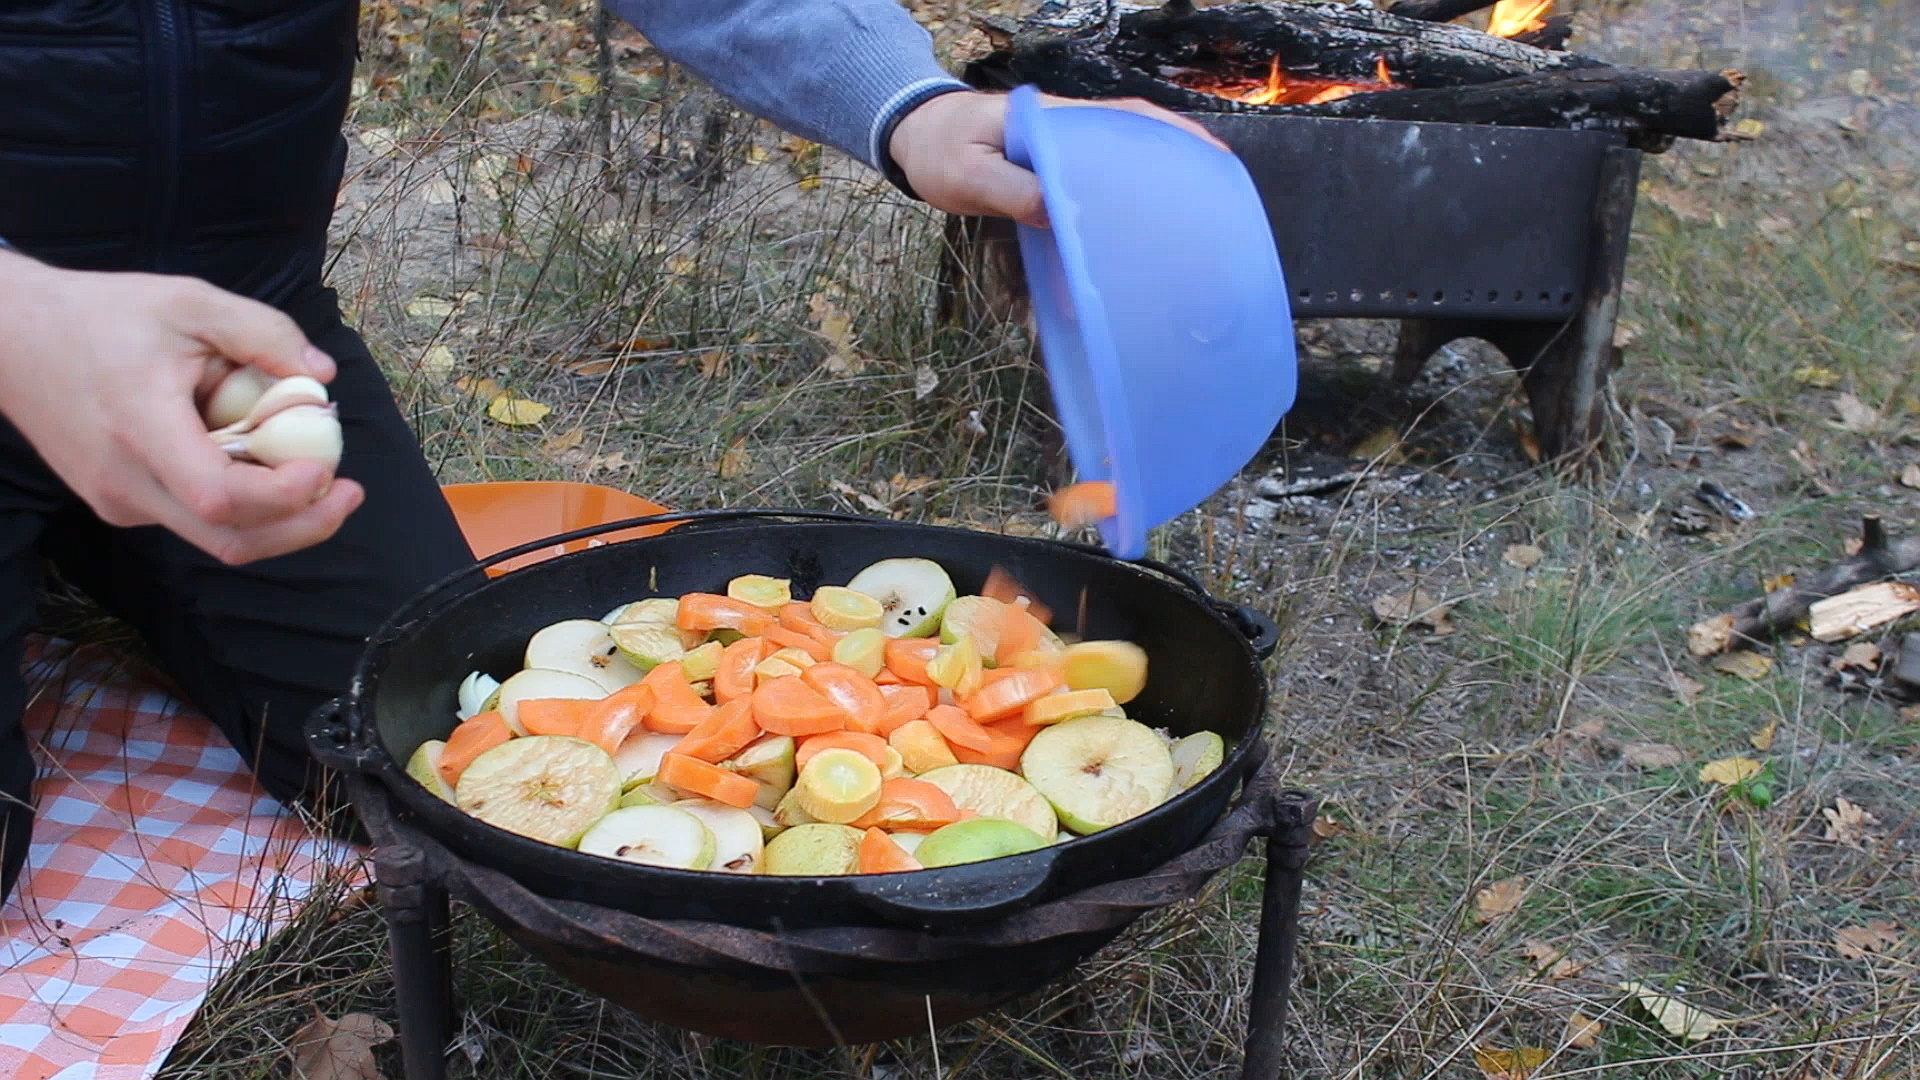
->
xmin=305 ymin=697 xmax=379 ymax=775
xmin=1125 ymin=556 xmax=1281 ymax=660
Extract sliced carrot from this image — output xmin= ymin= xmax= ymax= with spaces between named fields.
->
xmin=752 ymin=675 xmax=849 ymax=736
xmin=779 ymin=602 xmax=844 ymax=650
xmin=982 ymin=566 xmax=1054 ymax=627
xmin=925 ymin=703 xmax=995 ymax=753
xmin=676 ymin=593 xmax=777 ymax=637
xmin=950 ymin=717 xmax=1039 ymax=770
xmin=1048 ymin=480 xmax=1116 ymax=528
xmin=857 ymin=826 xmax=923 ymax=874
xmin=516 ymin=698 xmax=599 ymax=738
xmin=437 ymin=711 xmax=511 ymax=789
xmin=765 ymin=624 xmax=832 ymax=663
xmin=996 ymin=605 xmax=1052 ymax=666
xmin=961 ymin=666 xmax=1064 ymax=723
xmin=578 ymin=689 xmax=649 ymax=756
xmin=796 ymin=731 xmax=890 ymax=771
xmin=884 ymin=637 xmax=940 ymax=687
xmin=657 ymin=752 xmax=760 ymax=809
xmin=671 ymin=697 xmax=759 ymax=763
xmin=877 ymin=683 xmax=934 ymax=735
xmin=801 ymin=663 xmax=888 ymax=734
xmin=712 ymin=636 xmax=770 ymax=703
xmin=850 ymin=777 xmax=963 ymax=831
xmin=643 ymin=661 xmax=714 ymax=734
xmin=874 ymin=668 xmax=905 ymax=685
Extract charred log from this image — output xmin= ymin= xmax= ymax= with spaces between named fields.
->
xmin=1512 ymin=15 xmax=1574 ymax=51
xmin=1386 ymin=0 xmax=1501 ymax=22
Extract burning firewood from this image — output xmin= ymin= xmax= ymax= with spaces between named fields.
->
xmin=1688 ymin=516 xmax=1920 ymax=656
xmin=963 ymin=0 xmax=1743 ymax=149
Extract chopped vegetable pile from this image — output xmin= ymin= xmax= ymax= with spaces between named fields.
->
xmin=407 ymin=557 xmax=1228 ymax=875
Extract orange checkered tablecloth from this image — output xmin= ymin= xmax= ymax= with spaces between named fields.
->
xmin=1 ymin=636 xmax=365 ymax=1080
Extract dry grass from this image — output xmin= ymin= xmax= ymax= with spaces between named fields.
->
xmin=135 ymin=1 xmax=1920 ymax=1077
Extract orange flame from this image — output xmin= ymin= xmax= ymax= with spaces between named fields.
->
xmin=1219 ymin=54 xmax=1398 ymax=107
xmin=1486 ymin=0 xmax=1552 ymax=37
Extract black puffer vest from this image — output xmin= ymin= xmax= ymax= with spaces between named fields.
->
xmin=0 ymin=0 xmax=360 ymax=317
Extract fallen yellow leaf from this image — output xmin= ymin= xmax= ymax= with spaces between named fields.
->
xmin=1474 ymin=875 xmax=1527 ymax=923
xmin=1791 ymin=364 xmax=1840 ymax=388
xmin=1748 ymin=720 xmax=1777 ymax=752
xmin=542 ymin=426 xmax=585 ymax=453
xmin=1520 ymin=939 xmax=1582 ymax=980
xmin=1503 ymin=543 xmax=1543 ymax=569
xmin=1822 ymin=796 xmax=1878 ymax=848
xmin=719 ymin=437 xmax=751 ymax=478
xmin=1565 ymin=1011 xmax=1603 ymax=1049
xmin=1710 ymin=650 xmax=1773 ymax=680
xmin=1698 ymin=756 xmax=1762 ymax=786
xmin=1371 ymin=588 xmax=1456 ymax=635
xmin=1350 ymin=425 xmax=1405 ymax=463
xmin=1473 ymin=1046 xmax=1548 ymax=1079
xmin=1618 ymin=981 xmax=1727 ymax=1041
xmin=418 ymin=344 xmax=456 ymax=377
xmin=1730 ymin=116 xmax=1766 ymax=138
xmin=1830 ymin=641 xmax=1882 ymax=672
xmin=289 ymin=1010 xmax=393 ymax=1080
xmin=1686 ymin=614 xmax=1735 ymax=657
xmin=1832 ymin=918 xmax=1903 ymax=959
xmin=405 ymin=295 xmax=458 ymax=319
xmin=1761 ymin=571 xmax=1797 ymax=593
xmin=1622 ymin=742 xmax=1685 ymax=770
xmin=454 ymin=375 xmax=504 ymax=401
xmin=486 ymin=393 xmax=552 ymax=426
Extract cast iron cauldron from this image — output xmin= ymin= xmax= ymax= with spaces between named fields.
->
xmin=308 ymin=509 xmax=1277 ymax=935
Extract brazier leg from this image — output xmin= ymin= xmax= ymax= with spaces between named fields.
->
xmin=377 ymin=843 xmax=454 ymax=1080
xmin=1240 ymin=788 xmax=1321 ymax=1080
xmin=1519 ymin=145 xmax=1641 ymax=464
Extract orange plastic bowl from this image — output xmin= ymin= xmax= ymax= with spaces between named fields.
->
xmin=441 ymin=481 xmax=679 ymax=576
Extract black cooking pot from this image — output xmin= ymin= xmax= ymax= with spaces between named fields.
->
xmin=308 ymin=509 xmax=1277 ymax=932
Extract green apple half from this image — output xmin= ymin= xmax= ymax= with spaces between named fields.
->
xmin=453 ymin=735 xmax=622 ymax=848
xmin=576 ymin=804 xmax=715 ymax=870
xmin=1020 ymin=715 xmax=1174 ymax=834
xmin=913 ymin=817 xmax=1049 ymax=867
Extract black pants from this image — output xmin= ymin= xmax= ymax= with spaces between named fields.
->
xmin=0 ymin=288 xmax=476 ymax=903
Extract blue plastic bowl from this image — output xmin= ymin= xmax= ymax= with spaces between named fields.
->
xmin=1002 ymin=85 xmax=1297 ymax=560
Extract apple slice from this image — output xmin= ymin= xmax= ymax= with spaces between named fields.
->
xmin=772 ymin=787 xmax=820 ymax=828
xmin=524 ymin=618 xmax=645 ymax=693
xmin=674 ymin=799 xmax=766 ymax=873
xmin=577 ymin=805 xmax=715 ymax=869
xmin=1170 ymin=731 xmax=1226 ymax=791
xmin=890 ymin=830 xmax=927 ymax=857
xmin=844 ymin=557 xmax=956 ymax=637
xmin=679 ymin=640 xmax=725 ymax=682
xmin=746 ymin=803 xmax=783 ymax=841
xmin=791 ymin=747 xmax=883 ymax=824
xmin=763 ymin=822 xmax=864 ymax=875
xmin=831 ymin=627 xmax=887 ymax=678
xmin=612 ymin=731 xmax=681 ymax=789
xmin=916 ymin=763 xmax=1057 ymax=840
xmin=723 ymin=734 xmax=796 ymax=810
xmin=492 ymin=668 xmax=607 ymax=735
xmin=406 ymin=739 xmax=456 ymax=803
xmin=1020 ymin=715 xmax=1174 ymax=834
xmin=454 ymin=735 xmax=622 ymax=848
xmin=913 ymin=817 xmax=1049 ymax=867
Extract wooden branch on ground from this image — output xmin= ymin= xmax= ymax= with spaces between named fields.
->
xmin=1689 ymin=516 xmax=1920 ymax=655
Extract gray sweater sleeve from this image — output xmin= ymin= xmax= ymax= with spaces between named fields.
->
xmin=602 ymin=0 xmax=972 ymax=188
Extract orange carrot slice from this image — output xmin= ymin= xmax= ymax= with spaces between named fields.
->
xmin=779 ymin=602 xmax=844 ymax=650
xmin=577 ymin=689 xmax=649 ymax=756
xmin=876 ymin=684 xmax=933 ymax=735
xmin=765 ymin=625 xmax=832 ymax=663
xmin=712 ymin=636 xmax=770 ymax=703
xmin=676 ymin=593 xmax=777 ymax=636
xmin=801 ymin=663 xmax=888 ymax=734
xmin=657 ymin=752 xmax=760 ymax=809
xmin=950 ymin=717 xmax=1039 ymax=770
xmin=925 ymin=703 xmax=996 ymax=753
xmin=961 ymin=666 xmax=1064 ymax=723
xmin=850 ymin=777 xmax=963 ymax=831
xmin=996 ymin=605 xmax=1052 ymax=667
xmin=517 ymin=698 xmax=599 ymax=738
xmin=884 ymin=637 xmax=940 ymax=686
xmin=796 ymin=731 xmax=890 ymax=771
xmin=1048 ymin=480 xmax=1116 ymax=528
xmin=643 ymin=661 xmax=714 ymax=734
xmin=982 ymin=566 xmax=1054 ymax=627
xmin=670 ymin=697 xmax=759 ymax=763
xmin=856 ymin=826 xmax=923 ymax=874
xmin=437 ymin=711 xmax=511 ymax=789
xmin=752 ymin=675 xmax=849 ymax=736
